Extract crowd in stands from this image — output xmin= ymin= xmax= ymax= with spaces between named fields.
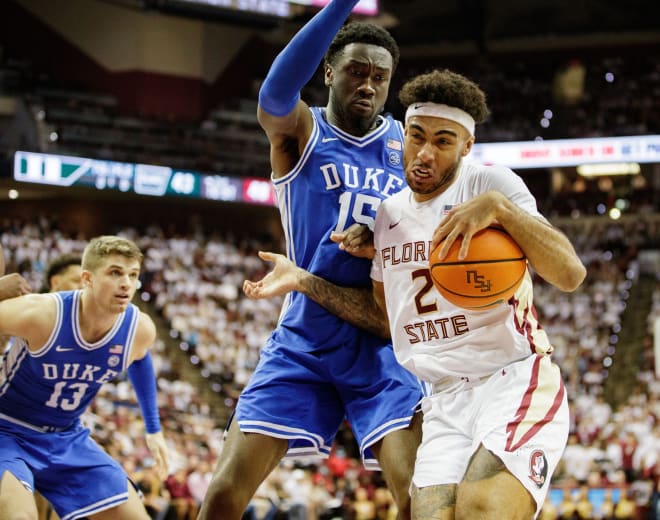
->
xmin=2 ymin=43 xmax=659 ymax=187
xmin=1 ymin=212 xmax=658 ymax=519
xmin=414 ymin=52 xmax=660 ymax=143
xmin=1 ymin=19 xmax=659 ymax=519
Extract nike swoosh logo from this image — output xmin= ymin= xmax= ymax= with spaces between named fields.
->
xmin=55 ymin=346 xmax=74 ymax=352
xmin=321 ymin=137 xmax=339 ymax=143
xmin=389 ymin=221 xmax=401 ymax=229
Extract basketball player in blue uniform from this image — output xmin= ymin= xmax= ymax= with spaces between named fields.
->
xmin=198 ymin=1 xmax=424 ymax=519
xmin=0 ymin=235 xmax=169 ymax=520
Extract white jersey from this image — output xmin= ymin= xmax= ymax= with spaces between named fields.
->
xmin=371 ymin=160 xmax=554 ymax=391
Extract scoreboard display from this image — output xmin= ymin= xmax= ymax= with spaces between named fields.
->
xmin=13 ymin=151 xmax=277 ymax=206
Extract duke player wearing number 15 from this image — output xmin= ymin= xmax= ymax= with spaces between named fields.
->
xmin=0 ymin=235 xmax=169 ymax=520
xmin=199 ymin=1 xmax=423 ymax=519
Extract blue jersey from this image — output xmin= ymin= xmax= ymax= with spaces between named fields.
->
xmin=273 ymin=107 xmax=405 ymax=351
xmin=0 ymin=290 xmax=139 ymax=430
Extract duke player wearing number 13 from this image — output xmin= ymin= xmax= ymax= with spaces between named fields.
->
xmin=0 ymin=235 xmax=169 ymax=520
xmin=243 ymin=69 xmax=587 ymax=519
xmin=199 ymin=1 xmax=423 ymax=518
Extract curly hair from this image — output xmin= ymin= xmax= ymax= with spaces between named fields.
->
xmin=324 ymin=22 xmax=400 ymax=72
xmin=398 ymin=69 xmax=490 ymax=124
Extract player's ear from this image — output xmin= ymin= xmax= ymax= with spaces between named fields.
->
xmin=462 ymin=135 xmax=475 ymax=156
xmin=81 ymin=270 xmax=92 ymax=288
xmin=324 ymin=64 xmax=334 ymax=86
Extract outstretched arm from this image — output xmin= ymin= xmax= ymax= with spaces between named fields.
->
xmin=258 ymin=0 xmax=360 ymax=118
xmin=243 ymin=251 xmax=390 ymax=338
xmin=258 ymin=0 xmax=360 ymax=176
xmin=128 ymin=314 xmax=170 ymax=479
xmin=0 ymin=293 xmax=55 ymax=348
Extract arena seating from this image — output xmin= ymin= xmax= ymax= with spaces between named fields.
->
xmin=1 ymin=214 xmax=657 ymax=518
xmin=1 ymin=29 xmax=658 ymax=518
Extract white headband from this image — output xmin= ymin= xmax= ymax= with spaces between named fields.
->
xmin=405 ymin=102 xmax=475 ymax=136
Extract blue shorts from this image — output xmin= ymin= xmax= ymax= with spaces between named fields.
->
xmin=0 ymin=418 xmax=133 ymax=520
xmin=236 ymin=331 xmax=424 ymax=470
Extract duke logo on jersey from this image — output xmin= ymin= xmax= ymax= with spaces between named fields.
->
xmin=319 ymin=162 xmax=403 ymax=197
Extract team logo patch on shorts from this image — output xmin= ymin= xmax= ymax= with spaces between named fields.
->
xmin=528 ymin=450 xmax=548 ymax=488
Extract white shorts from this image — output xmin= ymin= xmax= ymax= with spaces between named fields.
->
xmin=414 ymin=354 xmax=569 ymax=516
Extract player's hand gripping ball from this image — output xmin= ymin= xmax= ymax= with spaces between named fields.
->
xmin=429 ymin=227 xmax=526 ymax=310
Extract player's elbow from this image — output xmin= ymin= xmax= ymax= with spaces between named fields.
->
xmin=361 ymin=308 xmax=391 ymax=339
xmin=556 ymin=262 xmax=587 ymax=292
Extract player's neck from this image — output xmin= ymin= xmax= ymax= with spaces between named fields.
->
xmin=323 ymin=107 xmax=381 ymax=137
xmin=78 ymin=291 xmax=120 ymax=343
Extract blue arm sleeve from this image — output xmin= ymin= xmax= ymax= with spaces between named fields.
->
xmin=127 ymin=352 xmax=161 ymax=434
xmin=258 ymin=0 xmax=360 ymax=116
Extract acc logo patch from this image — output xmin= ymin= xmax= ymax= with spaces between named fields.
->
xmin=108 ymin=355 xmax=120 ymax=368
xmin=528 ymin=450 xmax=548 ymax=488
xmin=388 ymin=151 xmax=401 ymax=166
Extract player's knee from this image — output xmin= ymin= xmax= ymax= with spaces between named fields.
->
xmin=203 ymin=472 xmax=249 ymax=513
xmin=455 ymin=492 xmax=489 ymax=519
xmin=382 ymin=466 xmax=412 ymax=509
xmin=455 ymin=480 xmax=499 ymax=518
xmin=378 ymin=454 xmax=414 ymax=516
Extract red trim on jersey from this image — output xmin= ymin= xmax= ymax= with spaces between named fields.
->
xmin=505 ymin=355 xmax=566 ymax=452
xmin=512 ymin=295 xmax=548 ymax=356
xmin=512 ymin=297 xmax=536 ymax=355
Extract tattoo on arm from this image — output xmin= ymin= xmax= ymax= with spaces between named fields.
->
xmin=299 ymin=275 xmax=390 ymax=338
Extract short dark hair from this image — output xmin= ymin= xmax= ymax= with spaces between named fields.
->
xmin=324 ymin=22 xmax=400 ymax=72
xmin=398 ymin=69 xmax=490 ymax=124
xmin=42 ymin=253 xmax=81 ymax=292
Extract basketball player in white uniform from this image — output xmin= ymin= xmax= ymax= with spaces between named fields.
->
xmin=244 ymin=69 xmax=586 ymax=519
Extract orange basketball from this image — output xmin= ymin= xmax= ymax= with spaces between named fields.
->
xmin=429 ymin=227 xmax=527 ymax=310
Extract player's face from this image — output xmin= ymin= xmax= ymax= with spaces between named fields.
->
xmin=51 ymin=265 xmax=83 ymax=291
xmin=325 ymin=43 xmax=393 ymax=133
xmin=403 ymin=115 xmax=474 ymax=201
xmin=83 ymin=254 xmax=141 ymax=313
